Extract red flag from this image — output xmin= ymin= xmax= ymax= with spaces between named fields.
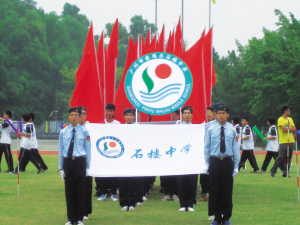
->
xmin=174 ymin=18 xmax=183 ymax=58
xmin=212 ymin=63 xmax=216 ymax=87
xmin=182 ymin=34 xmax=207 ymax=123
xmin=70 ymin=23 xmax=104 ymax=123
xmin=114 ymin=37 xmax=137 ymax=123
xmin=203 ymin=27 xmax=213 ymax=107
xmin=105 ymin=19 xmax=119 ymax=105
xmin=156 ymin=25 xmax=165 ymax=52
xmin=96 ymin=32 xmax=105 ymax=121
xmin=143 ymin=30 xmax=151 ymax=55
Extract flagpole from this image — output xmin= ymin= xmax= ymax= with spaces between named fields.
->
xmin=155 ymin=0 xmax=157 ymax=32
xmin=181 ymin=0 xmax=184 ymax=40
xmin=209 ymin=0 xmax=211 ymax=28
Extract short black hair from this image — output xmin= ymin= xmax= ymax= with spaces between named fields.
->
xmin=181 ymin=106 xmax=193 ymax=114
xmin=106 ymin=103 xmax=116 ymax=111
xmin=267 ymin=117 xmax=276 ymax=125
xmin=207 ymin=107 xmax=213 ymax=112
xmin=5 ymin=111 xmax=12 ymax=118
xmin=242 ymin=116 xmax=249 ymax=122
xmin=232 ymin=116 xmax=240 ymax=124
xmin=29 ymin=113 xmax=35 ymax=121
xmin=78 ymin=106 xmax=87 ymax=112
xmin=281 ymin=106 xmax=290 ymax=114
xmin=123 ymin=108 xmax=135 ymax=116
xmin=172 ymin=109 xmax=180 ymax=115
xmin=22 ymin=113 xmax=31 ymax=122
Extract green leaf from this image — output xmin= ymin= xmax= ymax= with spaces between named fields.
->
xmin=142 ymin=67 xmax=154 ymax=93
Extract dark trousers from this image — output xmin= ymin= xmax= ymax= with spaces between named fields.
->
xmin=17 ymin=148 xmax=41 ymax=171
xmin=119 ymin=177 xmax=139 ymax=207
xmin=209 ymin=158 xmax=234 ymax=223
xmin=200 ymin=174 xmax=210 ymax=194
xmin=163 ymin=175 xmax=178 ymax=195
xmin=21 ymin=149 xmax=48 ymax=171
xmin=63 ymin=158 xmax=86 ymax=223
xmin=177 ymin=174 xmax=198 ymax=208
xmin=136 ymin=177 xmax=145 ymax=203
xmin=144 ymin=176 xmax=155 ymax=195
xmin=95 ymin=177 xmax=118 ymax=195
xmin=261 ymin=151 xmax=283 ymax=171
xmin=84 ymin=176 xmax=93 ymax=216
xmin=271 ymin=143 xmax=294 ymax=175
xmin=239 ymin=150 xmax=259 ymax=171
xmin=0 ymin=143 xmax=14 ymax=171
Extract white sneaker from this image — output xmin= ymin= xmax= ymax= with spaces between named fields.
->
xmin=65 ymin=222 xmax=72 ymax=225
xmin=129 ymin=206 xmax=135 ymax=211
xmin=111 ymin=195 xmax=118 ymax=202
xmin=208 ymin=215 xmax=215 ymax=220
xmin=77 ymin=221 xmax=84 ymax=225
xmin=97 ymin=194 xmax=107 ymax=201
xmin=173 ymin=194 xmax=179 ymax=201
xmin=179 ymin=207 xmax=186 ymax=212
xmin=121 ymin=206 xmax=128 ymax=211
xmin=187 ymin=207 xmax=195 ymax=212
xmin=83 ymin=216 xmax=89 ymax=220
xmin=136 ymin=202 xmax=143 ymax=206
xmin=143 ymin=196 xmax=148 ymax=201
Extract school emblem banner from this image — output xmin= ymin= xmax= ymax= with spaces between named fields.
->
xmin=86 ymin=123 xmax=206 ymax=177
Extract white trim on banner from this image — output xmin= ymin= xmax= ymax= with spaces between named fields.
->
xmin=86 ymin=123 xmax=206 ymax=177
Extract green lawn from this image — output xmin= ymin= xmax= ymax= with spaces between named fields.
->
xmin=1 ymin=155 xmax=300 ymax=225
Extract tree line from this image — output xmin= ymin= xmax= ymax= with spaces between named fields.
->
xmin=0 ymin=0 xmax=299 ymax=128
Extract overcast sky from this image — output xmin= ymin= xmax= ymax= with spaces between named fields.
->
xmin=35 ymin=0 xmax=300 ymax=57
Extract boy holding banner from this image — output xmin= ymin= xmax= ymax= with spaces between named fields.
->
xmin=0 ymin=111 xmax=14 ymax=172
xmin=204 ymin=105 xmax=240 ymax=225
xmin=177 ymin=106 xmax=198 ymax=212
xmin=119 ymin=108 xmax=139 ymax=211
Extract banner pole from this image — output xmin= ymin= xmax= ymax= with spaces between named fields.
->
xmin=287 ymin=120 xmax=290 ymax=178
xmin=295 ymin=131 xmax=299 ymax=202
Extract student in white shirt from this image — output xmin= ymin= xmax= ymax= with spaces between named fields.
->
xmin=0 ymin=111 xmax=14 ymax=172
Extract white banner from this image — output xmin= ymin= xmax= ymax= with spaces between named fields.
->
xmin=86 ymin=123 xmax=206 ymax=177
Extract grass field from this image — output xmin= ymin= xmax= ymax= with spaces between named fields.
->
xmin=1 ymin=155 xmax=300 ymax=225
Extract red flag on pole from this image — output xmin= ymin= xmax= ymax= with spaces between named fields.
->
xmin=156 ymin=25 xmax=165 ymax=52
xmin=166 ymin=30 xmax=174 ymax=54
xmin=114 ymin=37 xmax=137 ymax=123
xmin=182 ymin=34 xmax=207 ymax=123
xmin=174 ymin=18 xmax=183 ymax=58
xmin=203 ymin=27 xmax=213 ymax=107
xmin=105 ymin=19 xmax=119 ymax=105
xmin=96 ymin=31 xmax=105 ymax=121
xmin=70 ymin=23 xmax=104 ymax=123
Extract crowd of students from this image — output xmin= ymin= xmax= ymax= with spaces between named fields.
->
xmin=1 ymin=104 xmax=295 ymax=225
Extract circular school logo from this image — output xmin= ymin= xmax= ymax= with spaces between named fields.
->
xmin=96 ymin=136 xmax=124 ymax=159
xmin=125 ymin=52 xmax=193 ymax=115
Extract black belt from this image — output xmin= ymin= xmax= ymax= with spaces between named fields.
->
xmin=64 ymin=156 xmax=86 ymax=160
xmin=211 ymin=156 xmax=232 ymax=160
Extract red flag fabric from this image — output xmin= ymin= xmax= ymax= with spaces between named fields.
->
xmin=70 ymin=23 xmax=104 ymax=123
xmin=212 ymin=63 xmax=216 ymax=87
xmin=203 ymin=27 xmax=213 ymax=107
xmin=182 ymin=35 xmax=207 ymax=123
xmin=156 ymin=25 xmax=165 ymax=52
xmin=96 ymin=32 xmax=105 ymax=121
xmin=114 ymin=37 xmax=137 ymax=123
xmin=166 ymin=30 xmax=174 ymax=54
xmin=105 ymin=19 xmax=119 ymax=105
xmin=174 ymin=18 xmax=183 ymax=58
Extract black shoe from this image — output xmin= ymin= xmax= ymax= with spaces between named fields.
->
xmin=19 ymin=169 xmax=25 ymax=172
xmin=36 ymin=168 xmax=43 ymax=174
xmin=94 ymin=191 xmax=101 ymax=197
xmin=270 ymin=171 xmax=275 ymax=177
xmin=282 ymin=174 xmax=291 ymax=178
xmin=158 ymin=188 xmax=165 ymax=193
xmin=10 ymin=171 xmax=18 ymax=174
xmin=4 ymin=170 xmax=13 ymax=173
xmin=250 ymin=170 xmax=258 ymax=173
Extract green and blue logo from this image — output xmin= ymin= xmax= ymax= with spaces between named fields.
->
xmin=96 ymin=136 xmax=124 ymax=159
xmin=125 ymin=52 xmax=193 ymax=115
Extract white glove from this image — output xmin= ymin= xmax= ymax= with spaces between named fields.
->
xmin=59 ymin=170 xmax=65 ymax=181
xmin=204 ymin=165 xmax=209 ymax=175
xmin=232 ymin=169 xmax=239 ymax=178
